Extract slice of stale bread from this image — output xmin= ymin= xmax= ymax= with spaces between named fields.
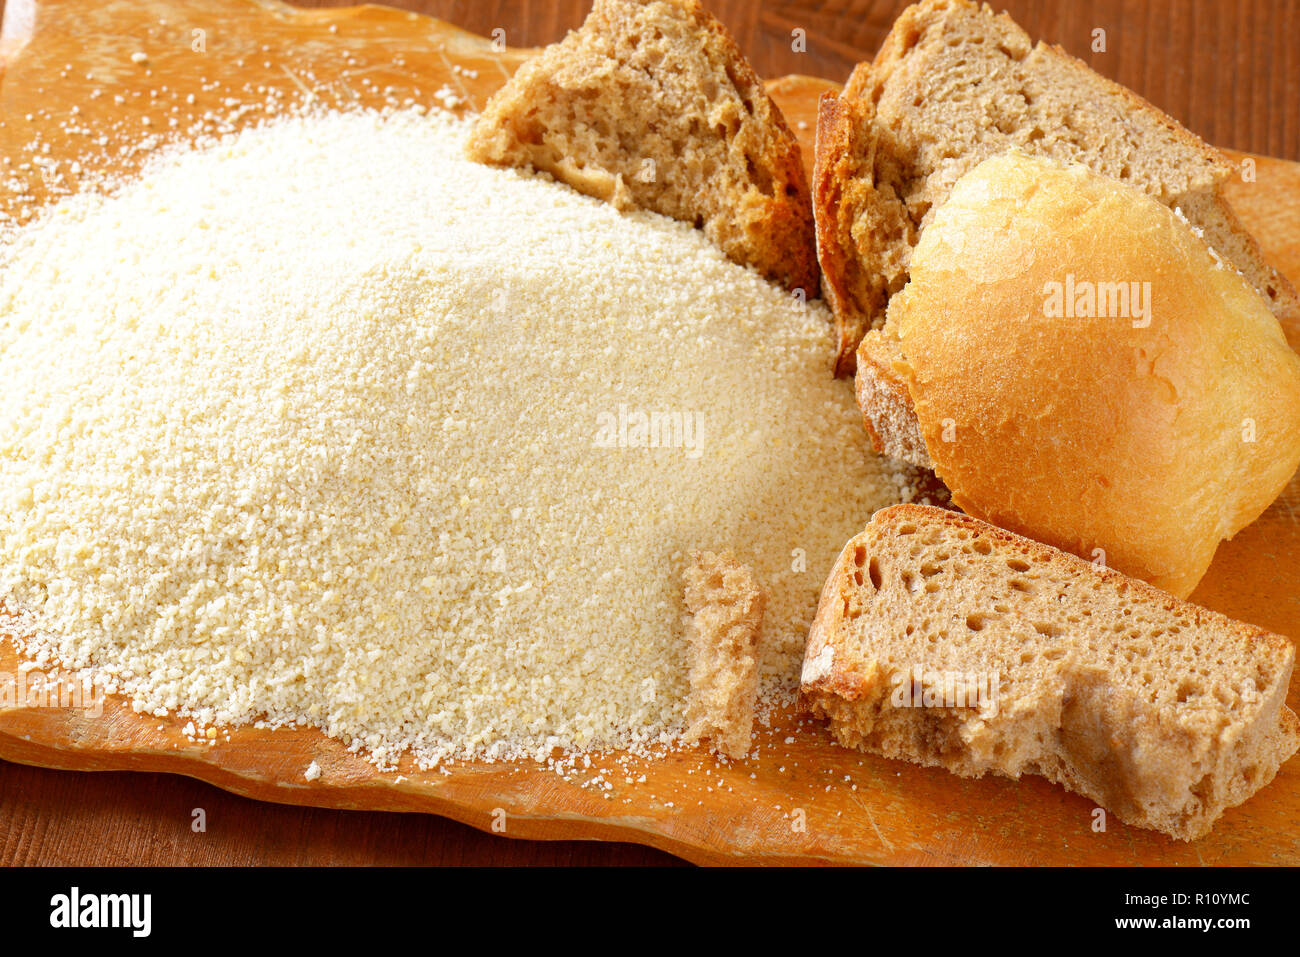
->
xmin=814 ymin=0 xmax=1300 ymax=375
xmin=465 ymin=0 xmax=818 ymax=293
xmin=684 ymin=549 xmax=765 ymax=759
xmin=801 ymin=504 xmax=1300 ymax=840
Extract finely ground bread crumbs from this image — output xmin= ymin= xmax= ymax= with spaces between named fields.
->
xmin=0 ymin=108 xmax=908 ymax=768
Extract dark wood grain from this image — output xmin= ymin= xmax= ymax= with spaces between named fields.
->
xmin=1 ymin=0 xmax=1298 ymax=869
xmin=0 ymin=762 xmax=686 ymax=865
xmin=285 ymin=0 xmax=1300 ymax=161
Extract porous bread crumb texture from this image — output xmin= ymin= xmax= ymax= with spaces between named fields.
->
xmin=815 ymin=0 xmax=1298 ymax=373
xmin=853 ymin=327 xmax=930 ymax=469
xmin=683 ymin=550 xmax=765 ymax=758
xmin=0 ymin=108 xmax=911 ymax=769
xmin=465 ymin=0 xmax=818 ymax=293
xmin=802 ymin=505 xmax=1300 ymax=840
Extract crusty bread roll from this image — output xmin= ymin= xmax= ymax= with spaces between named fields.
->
xmin=886 ymin=152 xmax=1300 ymax=598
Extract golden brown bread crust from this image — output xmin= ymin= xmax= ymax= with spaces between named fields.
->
xmin=801 ymin=504 xmax=1300 ymax=840
xmin=812 ymin=90 xmax=919 ymax=376
xmin=893 ymin=152 xmax=1300 ymax=598
xmin=811 ymin=89 xmax=883 ymax=374
xmin=465 ymin=0 xmax=818 ymax=293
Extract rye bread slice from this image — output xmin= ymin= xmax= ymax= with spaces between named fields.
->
xmin=801 ymin=504 xmax=1300 ymax=840
xmin=466 ymin=0 xmax=818 ymax=293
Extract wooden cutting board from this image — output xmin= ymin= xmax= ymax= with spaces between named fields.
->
xmin=2 ymin=0 xmax=1299 ymax=866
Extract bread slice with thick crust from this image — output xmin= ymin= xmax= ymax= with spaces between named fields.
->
xmin=801 ymin=504 xmax=1300 ymax=841
xmin=466 ymin=0 xmax=818 ymax=293
xmin=815 ymin=0 xmax=1299 ymax=375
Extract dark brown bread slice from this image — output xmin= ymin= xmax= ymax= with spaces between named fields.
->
xmin=815 ymin=0 xmax=1299 ymax=374
xmin=801 ymin=504 xmax=1300 ymax=840
xmin=683 ymin=550 xmax=765 ymax=759
xmin=465 ymin=0 xmax=818 ymax=293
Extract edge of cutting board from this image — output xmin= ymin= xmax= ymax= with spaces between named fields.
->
xmin=2 ymin=0 xmax=1300 ymax=866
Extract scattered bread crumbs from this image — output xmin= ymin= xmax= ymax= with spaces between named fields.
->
xmin=0 ymin=106 xmax=913 ymax=770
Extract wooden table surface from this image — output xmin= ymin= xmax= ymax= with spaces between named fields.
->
xmin=1 ymin=0 xmax=1297 ymax=867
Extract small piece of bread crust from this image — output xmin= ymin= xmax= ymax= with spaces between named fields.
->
xmin=814 ymin=0 xmax=1299 ymax=374
xmin=854 ymin=327 xmax=929 ymax=469
xmin=683 ymin=549 xmax=765 ymax=758
xmin=465 ymin=0 xmax=818 ymax=293
xmin=801 ymin=504 xmax=1300 ymax=841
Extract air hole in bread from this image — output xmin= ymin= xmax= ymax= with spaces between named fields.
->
xmin=1033 ymin=622 xmax=1063 ymax=637
xmin=1176 ymin=678 xmax=1201 ymax=703
xmin=1007 ymin=558 xmax=1031 ymax=572
xmin=897 ymin=524 xmax=917 ymax=535
xmin=965 ymin=613 xmax=986 ymax=632
xmin=973 ymin=540 xmax=992 ymax=555
xmin=1009 ymin=579 xmax=1032 ymax=593
xmin=920 ymin=562 xmax=942 ymax=578
xmin=1190 ymin=773 xmax=1215 ymax=803
xmin=868 ymin=556 xmax=883 ymax=590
